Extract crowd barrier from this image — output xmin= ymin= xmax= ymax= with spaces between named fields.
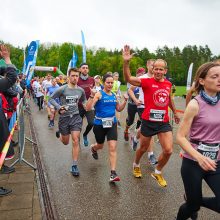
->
xmin=2 ymin=97 xmax=37 ymax=170
xmin=0 ymin=119 xmax=17 ymax=169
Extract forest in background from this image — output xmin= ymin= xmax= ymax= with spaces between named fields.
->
xmin=1 ymin=40 xmax=220 ymax=85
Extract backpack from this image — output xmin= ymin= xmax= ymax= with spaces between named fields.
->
xmin=0 ymin=93 xmax=9 ymax=118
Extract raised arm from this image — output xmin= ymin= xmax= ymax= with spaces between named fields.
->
xmin=116 ymin=93 xmax=128 ymax=112
xmin=122 ymin=45 xmax=141 ymax=86
xmin=86 ymin=91 xmax=101 ymax=111
xmin=0 ymin=44 xmax=17 ymax=92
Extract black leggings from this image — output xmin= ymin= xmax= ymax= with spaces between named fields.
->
xmin=37 ymin=96 xmax=44 ymax=109
xmin=177 ymin=157 xmax=220 ymax=220
xmin=79 ymin=108 xmax=94 ymax=136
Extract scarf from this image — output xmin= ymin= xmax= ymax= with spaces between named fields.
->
xmin=200 ymin=90 xmax=220 ymax=106
xmin=80 ymin=74 xmax=88 ymax=80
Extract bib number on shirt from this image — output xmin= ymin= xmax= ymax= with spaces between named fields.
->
xmin=66 ymin=96 xmax=78 ymax=106
xmin=149 ymin=109 xmax=165 ymax=122
xmin=101 ymin=118 xmax=113 ymax=128
xmin=197 ymin=143 xmax=219 ymax=160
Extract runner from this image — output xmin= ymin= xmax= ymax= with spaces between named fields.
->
xmin=42 ymin=73 xmax=52 ymax=118
xmin=32 ymin=77 xmax=44 ymax=111
xmin=176 ymin=62 xmax=220 ymax=219
xmin=123 ymin=45 xmax=180 ymax=187
xmin=93 ymin=75 xmax=103 ymax=92
xmin=111 ymin=72 xmax=122 ymax=127
xmin=124 ymin=67 xmax=145 ymax=141
xmin=49 ymin=68 xmax=87 ymax=176
xmin=47 ymin=78 xmax=60 ymax=128
xmin=86 ymin=73 xmax=128 ymax=182
xmin=77 ymin=63 xmax=95 ymax=147
xmin=128 ymin=60 xmax=158 ymax=166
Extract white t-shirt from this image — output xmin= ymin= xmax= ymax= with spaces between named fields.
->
xmin=42 ymin=80 xmax=52 ymax=92
xmin=138 ymin=73 xmax=151 ymax=109
xmin=34 ymin=82 xmax=44 ymax=97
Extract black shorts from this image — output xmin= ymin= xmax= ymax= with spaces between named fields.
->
xmin=141 ymin=119 xmax=172 ymax=137
xmin=58 ymin=114 xmax=82 ymax=136
xmin=93 ymin=123 xmax=117 ymax=144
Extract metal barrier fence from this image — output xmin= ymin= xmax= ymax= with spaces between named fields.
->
xmin=10 ymin=98 xmax=36 ymax=169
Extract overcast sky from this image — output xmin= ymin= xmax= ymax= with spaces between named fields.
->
xmin=1 ymin=0 xmax=220 ymax=55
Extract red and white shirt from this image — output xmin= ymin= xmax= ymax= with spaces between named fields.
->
xmin=140 ymin=77 xmax=172 ymax=122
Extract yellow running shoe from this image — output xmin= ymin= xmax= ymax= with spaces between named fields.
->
xmin=151 ymin=173 xmax=167 ymax=187
xmin=133 ymin=166 xmax=142 ymax=178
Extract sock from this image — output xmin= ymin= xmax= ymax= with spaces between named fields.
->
xmin=134 ymin=136 xmax=138 ymax=142
xmin=111 ymin=170 xmax=116 ymax=174
xmin=133 ymin=162 xmax=140 ymax=167
xmin=73 ymin=160 xmax=78 ymax=166
xmin=155 ymin=168 xmax=161 ymax=174
xmin=148 ymin=152 xmax=153 ymax=158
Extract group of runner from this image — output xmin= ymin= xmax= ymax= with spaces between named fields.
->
xmin=29 ymin=46 xmax=220 ymax=219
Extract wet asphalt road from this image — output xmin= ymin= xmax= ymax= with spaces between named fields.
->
xmin=31 ymin=97 xmax=219 ymax=220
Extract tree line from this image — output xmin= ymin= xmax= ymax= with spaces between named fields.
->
xmin=1 ymin=40 xmax=220 ymax=85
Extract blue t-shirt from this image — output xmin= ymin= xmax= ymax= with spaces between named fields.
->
xmin=94 ymin=90 xmax=117 ymax=125
xmin=47 ymin=85 xmax=60 ymax=105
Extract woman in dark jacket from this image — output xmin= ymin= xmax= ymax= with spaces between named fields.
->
xmin=0 ymin=44 xmax=17 ymax=196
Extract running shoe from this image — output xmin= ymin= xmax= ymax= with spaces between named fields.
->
xmin=0 ymin=165 xmax=15 ymax=174
xmin=48 ymin=121 xmax=53 ymax=128
xmin=133 ymin=165 xmax=142 ymax=178
xmin=71 ymin=165 xmax=80 ymax=176
xmin=131 ymin=136 xmax=138 ymax=151
xmin=124 ymin=130 xmax=129 ymax=141
xmin=91 ymin=146 xmax=98 ymax=160
xmin=151 ymin=173 xmax=167 ymax=187
xmin=5 ymin=154 xmax=15 ymax=161
xmin=83 ymin=135 xmax=89 ymax=147
xmin=109 ymin=171 xmax=120 ymax=182
xmin=0 ymin=187 xmax=12 ymax=196
xmin=55 ymin=130 xmax=60 ymax=138
xmin=148 ymin=154 xmax=158 ymax=165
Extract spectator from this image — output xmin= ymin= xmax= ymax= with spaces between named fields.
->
xmin=0 ymin=44 xmax=17 ymax=196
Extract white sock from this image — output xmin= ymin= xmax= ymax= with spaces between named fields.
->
xmin=73 ymin=160 xmax=78 ymax=166
xmin=148 ymin=152 xmax=153 ymax=158
xmin=155 ymin=168 xmax=161 ymax=174
xmin=133 ymin=162 xmax=140 ymax=168
xmin=134 ymin=136 xmax=138 ymax=142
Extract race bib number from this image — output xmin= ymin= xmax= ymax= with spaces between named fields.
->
xmin=101 ymin=118 xmax=113 ymax=128
xmin=149 ymin=109 xmax=165 ymax=122
xmin=197 ymin=143 xmax=219 ymax=160
xmin=66 ymin=96 xmax=78 ymax=106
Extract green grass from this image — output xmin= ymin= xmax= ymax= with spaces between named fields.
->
xmin=175 ymin=86 xmax=186 ymax=97
xmin=120 ymin=85 xmax=186 ymax=97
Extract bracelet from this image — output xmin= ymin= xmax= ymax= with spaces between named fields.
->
xmin=89 ymin=96 xmax=94 ymax=99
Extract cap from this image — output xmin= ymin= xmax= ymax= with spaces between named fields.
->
xmin=136 ymin=67 xmax=145 ymax=75
xmin=94 ymin=75 xmax=101 ymax=79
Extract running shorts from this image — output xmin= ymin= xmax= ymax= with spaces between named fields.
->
xmin=141 ymin=119 xmax=172 ymax=137
xmin=93 ymin=123 xmax=117 ymax=144
xmin=58 ymin=114 xmax=82 ymax=135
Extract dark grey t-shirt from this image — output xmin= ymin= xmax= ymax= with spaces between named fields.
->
xmin=49 ymin=84 xmax=87 ymax=117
